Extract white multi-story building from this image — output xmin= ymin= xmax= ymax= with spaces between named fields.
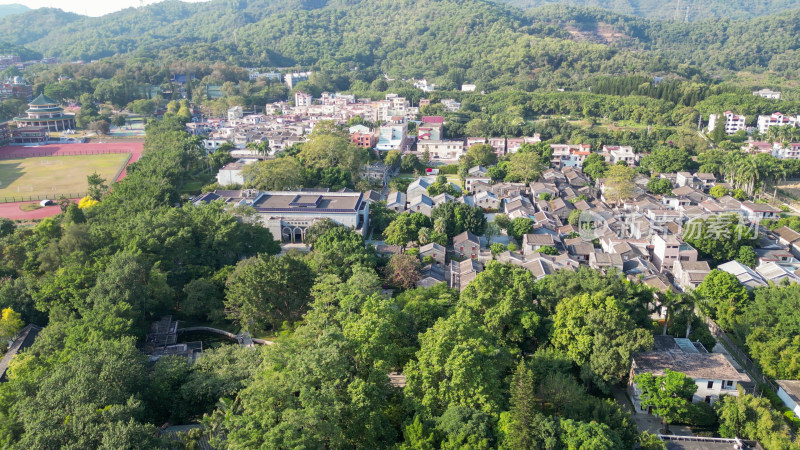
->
xmin=294 ymin=91 xmax=312 ymax=107
xmin=285 ymin=71 xmax=311 ymax=89
xmin=418 ymin=140 xmax=465 ymax=161
xmin=551 ymin=144 xmax=592 ymax=168
xmin=601 ymin=145 xmax=639 ymax=166
xmin=774 ymin=142 xmax=800 ymax=159
xmin=375 ymin=123 xmax=408 ymax=151
xmin=708 ymin=111 xmax=747 ymax=135
xmin=757 ymin=112 xmax=798 ymax=135
xmin=651 ymin=234 xmax=698 ymax=273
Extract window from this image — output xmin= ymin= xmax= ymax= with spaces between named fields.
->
xmin=705 ymin=396 xmax=712 ymax=404
xmin=707 ymin=381 xmax=714 ymax=389
xmin=726 ymin=380 xmax=733 ymax=387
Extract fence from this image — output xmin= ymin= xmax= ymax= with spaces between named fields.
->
xmin=706 ymin=317 xmax=780 ymax=395
xmin=0 ymin=193 xmax=86 ymax=204
xmin=0 ymin=149 xmax=133 ymax=159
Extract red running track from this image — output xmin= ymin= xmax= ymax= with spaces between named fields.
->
xmin=0 ymin=142 xmax=144 ymax=220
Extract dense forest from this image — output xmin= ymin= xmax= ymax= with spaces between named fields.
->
xmin=500 ymin=0 xmax=800 ymax=21
xmin=2 ymin=0 xmax=800 ymax=87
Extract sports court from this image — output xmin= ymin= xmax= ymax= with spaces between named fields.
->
xmin=0 ymin=142 xmax=143 ymax=204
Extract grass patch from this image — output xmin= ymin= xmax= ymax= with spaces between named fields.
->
xmin=0 ymin=153 xmax=130 ymax=201
xmin=19 ymin=203 xmax=43 ymax=212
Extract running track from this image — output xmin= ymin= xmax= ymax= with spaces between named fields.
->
xmin=0 ymin=142 xmax=144 ymax=220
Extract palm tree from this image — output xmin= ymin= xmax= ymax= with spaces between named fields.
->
xmin=736 ymin=157 xmax=760 ymax=196
xmin=723 ymin=150 xmax=746 ymax=189
xmin=247 ymin=140 xmax=270 ymax=158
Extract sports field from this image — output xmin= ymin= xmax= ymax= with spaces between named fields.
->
xmin=0 ymin=153 xmax=130 ymax=201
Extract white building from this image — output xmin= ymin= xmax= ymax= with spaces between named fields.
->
xmin=418 ymin=140 xmax=465 ymax=161
xmin=777 ymin=380 xmax=800 ymax=419
xmin=601 ymin=145 xmax=639 ymax=166
xmin=717 ymin=260 xmax=767 ymax=290
xmin=440 ymin=99 xmax=461 ymax=112
xmin=773 ymin=143 xmax=800 ymax=160
xmin=294 ymin=91 xmax=312 ymax=107
xmin=461 ymin=84 xmax=476 ymax=92
xmin=708 ymin=112 xmax=747 ymax=135
xmin=375 ymin=123 xmax=408 ymax=151
xmin=757 ymin=112 xmax=798 ymax=135
xmin=227 ymin=106 xmax=243 ymax=122
xmin=285 ymin=71 xmax=311 ymax=89
xmin=216 ymin=159 xmax=258 ymax=186
xmin=651 ymin=234 xmax=697 ymax=273
xmin=753 ymin=88 xmax=781 ymax=100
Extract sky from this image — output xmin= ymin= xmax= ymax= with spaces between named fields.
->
xmin=0 ymin=0 xmax=210 ymax=17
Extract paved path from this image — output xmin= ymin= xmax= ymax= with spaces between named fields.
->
xmin=0 ymin=142 xmax=144 ymax=220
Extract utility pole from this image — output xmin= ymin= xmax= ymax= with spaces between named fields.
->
xmin=684 ymin=5 xmax=690 ymax=23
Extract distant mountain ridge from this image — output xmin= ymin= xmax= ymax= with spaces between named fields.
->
xmin=0 ymin=3 xmax=29 ymax=18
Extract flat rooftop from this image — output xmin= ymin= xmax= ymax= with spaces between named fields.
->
xmin=251 ymin=191 xmax=362 ymax=213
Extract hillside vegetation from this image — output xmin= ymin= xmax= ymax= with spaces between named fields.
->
xmin=499 ymin=0 xmax=800 ymax=21
xmin=1 ymin=0 xmax=800 ymax=87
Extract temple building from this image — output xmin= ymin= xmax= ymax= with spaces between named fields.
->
xmin=192 ymin=189 xmax=370 ymax=243
xmin=13 ymin=93 xmax=75 ymax=132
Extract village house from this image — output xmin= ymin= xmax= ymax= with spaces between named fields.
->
xmin=672 ymin=260 xmax=711 ymax=291
xmin=717 ymin=261 xmax=767 ymax=290
xmin=386 ymin=191 xmax=407 ymax=212
xmin=601 ymin=145 xmax=639 ymax=166
xmin=453 ymin=231 xmax=481 ymax=259
xmin=629 ymin=336 xmax=749 ymax=409
xmin=450 ymin=259 xmax=482 ymax=291
xmin=521 ymin=233 xmax=557 ymax=255
xmin=419 ymin=242 xmax=446 ymax=265
xmin=740 ymin=201 xmax=781 ymax=221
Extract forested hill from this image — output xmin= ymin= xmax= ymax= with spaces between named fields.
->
xmin=2 ymin=0 xmax=800 ymax=85
xmin=498 ymin=0 xmax=800 ymax=22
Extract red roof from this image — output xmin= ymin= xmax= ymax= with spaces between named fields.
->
xmin=421 ymin=116 xmax=444 ymax=124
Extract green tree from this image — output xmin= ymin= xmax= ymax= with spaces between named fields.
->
xmin=634 ymin=369 xmax=697 ymax=433
xmin=243 ymin=157 xmax=304 ymax=190
xmin=646 ymin=177 xmax=673 ymax=195
xmin=224 ymin=253 xmax=313 ymax=331
xmin=459 ymin=261 xmax=543 ymax=351
xmin=87 ymin=172 xmax=108 ymax=200
xmin=499 ymin=361 xmax=560 ymax=450
xmin=460 ymin=144 xmax=497 ymax=169
xmin=603 ymin=164 xmax=636 ymax=204
xmin=384 ymin=213 xmax=431 ymax=248
xmin=736 ymin=245 xmax=758 ymax=268
xmin=641 ymin=146 xmax=693 ymax=174
xmin=404 ymin=308 xmax=512 ymax=417
xmin=582 ymin=153 xmax=609 ymax=181
xmin=551 ymin=292 xmax=653 ymax=391
xmin=0 ymin=307 xmax=23 ymax=341
xmin=717 ymin=392 xmax=796 ymax=448
xmin=709 ymin=185 xmax=728 ymax=198
xmin=506 ymin=151 xmax=544 ymax=183
xmin=710 ymin=116 xmax=727 ymax=143
xmin=311 ymin=226 xmax=376 ymax=279
xmin=696 ymin=269 xmax=749 ymax=330
xmin=509 ymin=217 xmax=533 ymax=241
